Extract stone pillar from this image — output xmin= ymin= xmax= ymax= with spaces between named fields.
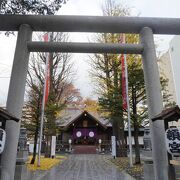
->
xmin=140 ymin=27 xmax=169 ymax=180
xmin=1 ymin=24 xmax=32 ymax=180
xmin=98 ymin=139 xmax=102 ymax=153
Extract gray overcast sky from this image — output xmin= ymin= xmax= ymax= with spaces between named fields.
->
xmin=1 ymin=0 xmax=180 ymax=106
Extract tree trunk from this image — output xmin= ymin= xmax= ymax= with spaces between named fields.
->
xmin=30 ymin=95 xmax=40 ymax=164
xmin=112 ymin=119 xmax=119 ymax=156
xmin=131 ymin=85 xmax=141 ymax=164
xmin=30 ymin=122 xmax=39 ymax=164
xmin=134 ymin=120 xmax=141 ymax=164
xmin=44 ymin=135 xmax=51 ymax=157
xmin=112 ymin=117 xmax=126 ymax=157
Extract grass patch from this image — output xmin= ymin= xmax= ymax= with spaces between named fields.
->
xmin=27 ymin=155 xmax=67 ymax=171
xmin=105 ymin=156 xmax=144 ymax=179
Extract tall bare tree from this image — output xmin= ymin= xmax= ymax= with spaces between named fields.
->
xmin=22 ymin=32 xmax=81 ymax=163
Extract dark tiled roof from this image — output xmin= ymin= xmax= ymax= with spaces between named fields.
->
xmin=56 ymin=109 xmax=111 ymax=130
xmin=152 ymin=105 xmax=180 ymax=122
xmin=0 ymin=107 xmax=19 ymax=122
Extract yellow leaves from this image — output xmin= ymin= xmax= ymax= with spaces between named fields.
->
xmin=128 ymin=164 xmax=143 ymax=175
xmin=125 ymin=34 xmax=140 ymax=44
xmin=111 ymin=157 xmax=129 ymax=170
xmin=56 ymin=155 xmax=67 ymax=159
xmin=27 ymin=155 xmax=67 ymax=171
xmin=83 ymin=98 xmax=99 ymax=113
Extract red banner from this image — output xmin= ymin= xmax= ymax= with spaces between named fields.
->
xmin=120 ymin=34 xmax=128 ymax=110
xmin=43 ymin=33 xmax=50 ymax=105
xmin=121 ymin=54 xmax=127 ymax=110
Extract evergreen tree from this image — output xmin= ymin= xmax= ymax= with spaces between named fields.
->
xmin=0 ymin=0 xmax=68 ymax=15
xmin=91 ymin=0 xmax=174 ymax=162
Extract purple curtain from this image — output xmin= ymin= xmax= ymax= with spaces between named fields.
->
xmin=73 ymin=128 xmax=97 ymax=139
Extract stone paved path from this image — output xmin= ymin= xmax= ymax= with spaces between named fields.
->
xmin=45 ymin=154 xmax=135 ymax=180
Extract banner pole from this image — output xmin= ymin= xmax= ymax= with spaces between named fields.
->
xmin=37 ymin=33 xmax=50 ymax=166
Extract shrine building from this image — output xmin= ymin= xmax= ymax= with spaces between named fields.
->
xmin=56 ymin=108 xmax=112 ymax=145
xmin=56 ymin=108 xmax=145 ymax=146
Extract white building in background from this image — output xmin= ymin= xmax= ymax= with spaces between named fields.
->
xmin=158 ymin=52 xmax=177 ymax=104
xmin=158 ymin=36 xmax=180 ymax=127
xmin=169 ymin=35 xmax=180 ymax=107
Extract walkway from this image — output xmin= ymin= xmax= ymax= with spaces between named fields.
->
xmin=45 ymin=155 xmax=135 ymax=180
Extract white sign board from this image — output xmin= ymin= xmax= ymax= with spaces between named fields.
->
xmin=51 ymin=136 xmax=56 ymax=157
xmin=0 ymin=128 xmax=6 ymax=154
xmin=165 ymin=128 xmax=180 ymax=156
xmin=111 ymin=136 xmax=116 ymax=157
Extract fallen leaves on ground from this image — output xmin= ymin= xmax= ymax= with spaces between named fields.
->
xmin=27 ymin=155 xmax=67 ymax=171
xmin=104 ymin=156 xmax=144 ymax=180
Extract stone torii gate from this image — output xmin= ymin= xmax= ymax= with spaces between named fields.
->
xmin=0 ymin=15 xmax=179 ymax=180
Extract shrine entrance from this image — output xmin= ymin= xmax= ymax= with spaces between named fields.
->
xmin=73 ymin=128 xmax=97 ymax=145
xmin=58 ymin=110 xmax=112 ymax=146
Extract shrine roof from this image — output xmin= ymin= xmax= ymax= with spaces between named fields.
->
xmin=0 ymin=107 xmax=19 ymax=122
xmin=56 ymin=108 xmax=111 ymax=130
xmin=152 ymin=105 xmax=180 ymax=122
